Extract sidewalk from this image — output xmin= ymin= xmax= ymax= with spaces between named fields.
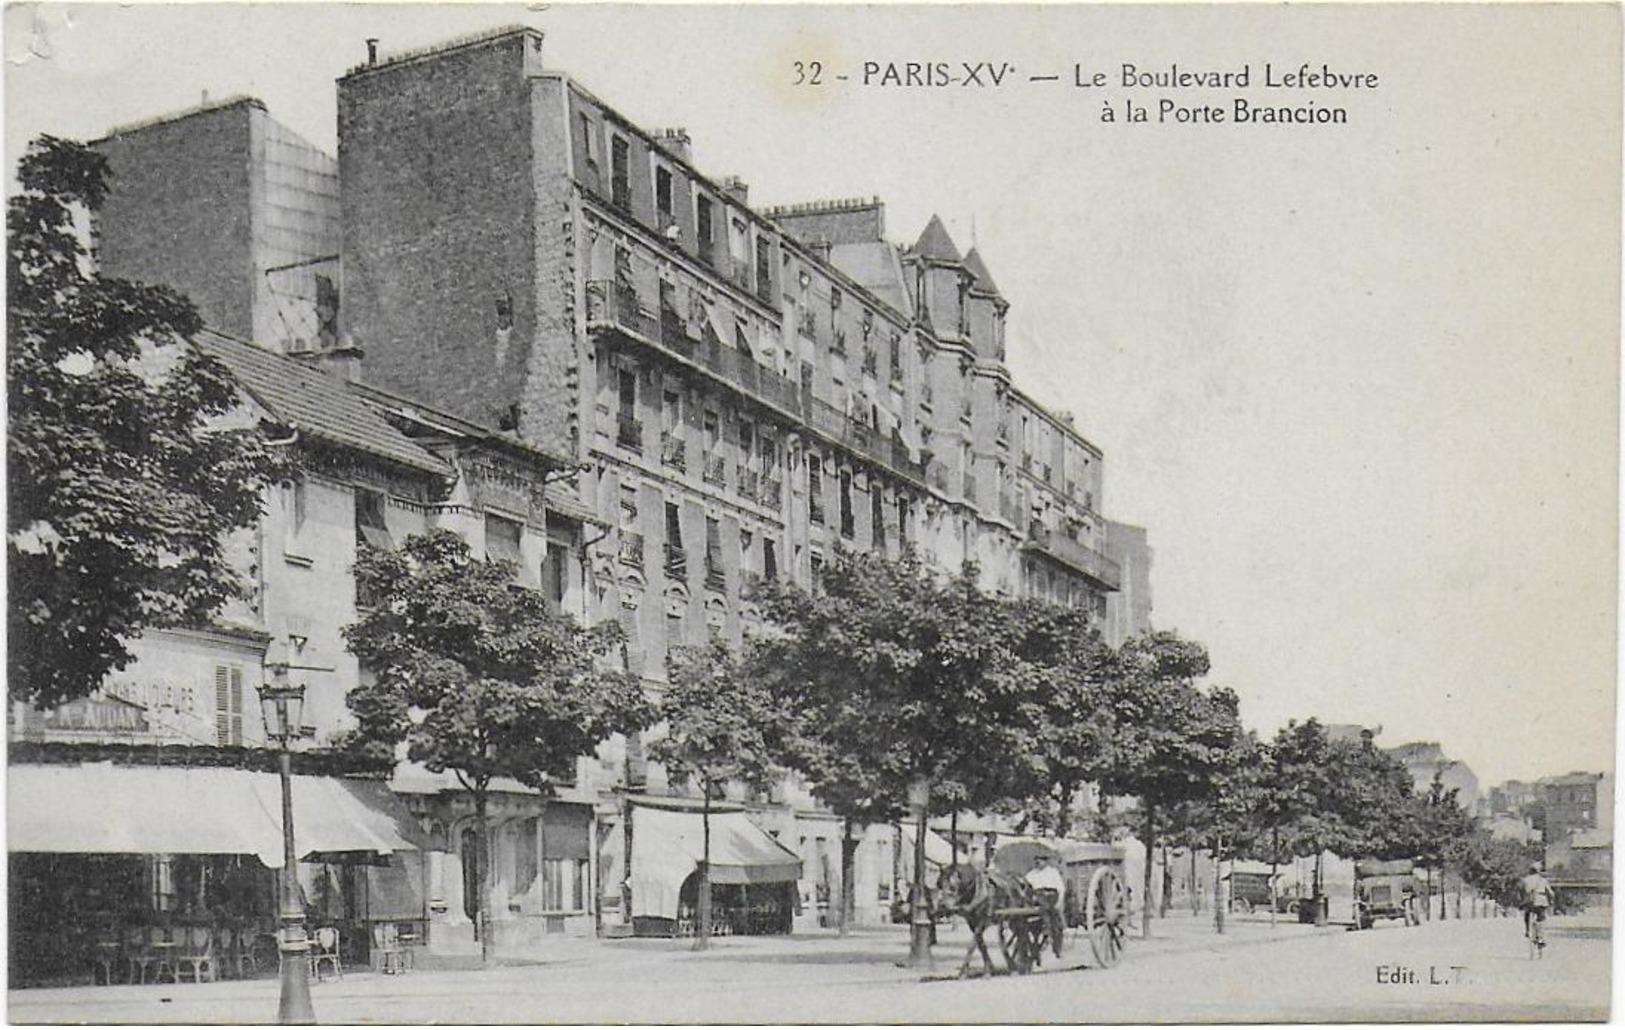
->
xmin=7 ymin=911 xmax=1349 ymax=1024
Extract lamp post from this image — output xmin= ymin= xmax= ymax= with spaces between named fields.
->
xmin=259 ymin=655 xmax=315 ymax=1025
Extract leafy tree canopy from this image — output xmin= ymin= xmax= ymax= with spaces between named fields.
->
xmin=341 ymin=529 xmax=649 ymax=793
xmin=8 ymin=135 xmax=280 ymax=709
xmin=652 ymin=640 xmax=784 ymax=798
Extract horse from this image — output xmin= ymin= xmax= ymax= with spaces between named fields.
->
xmin=934 ymin=862 xmax=1044 ymax=978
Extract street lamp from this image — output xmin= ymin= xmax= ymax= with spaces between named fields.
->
xmin=259 ymin=652 xmax=315 ymax=1026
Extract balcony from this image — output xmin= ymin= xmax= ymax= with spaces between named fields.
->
xmin=702 ymin=454 xmax=726 ymax=487
xmin=1022 ymin=522 xmax=1122 ymax=591
xmin=587 ymin=280 xmax=658 ymax=339
xmin=705 ymin=556 xmax=726 ymax=591
xmin=807 ymin=397 xmax=924 ymax=482
xmin=660 ymin=432 xmax=687 ymax=473
xmin=616 ymin=415 xmax=644 ymax=455
xmin=737 ymin=467 xmax=760 ymax=500
xmin=618 ymin=532 xmax=645 ymax=568
xmin=758 ymin=475 xmax=783 ymax=508
xmin=664 ymin=544 xmax=689 ymax=580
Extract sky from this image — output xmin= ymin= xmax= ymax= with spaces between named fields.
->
xmin=5 ymin=3 xmax=1619 ymax=787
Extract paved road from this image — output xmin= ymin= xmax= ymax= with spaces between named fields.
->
xmin=9 ymin=913 xmax=1608 ymax=1023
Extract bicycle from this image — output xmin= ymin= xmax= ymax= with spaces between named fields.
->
xmin=1524 ymin=905 xmax=1548 ymax=959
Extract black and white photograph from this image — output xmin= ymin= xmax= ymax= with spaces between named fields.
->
xmin=4 ymin=3 xmax=1618 ymax=1023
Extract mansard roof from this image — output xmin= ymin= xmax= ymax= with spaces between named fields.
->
xmin=963 ymin=247 xmax=1003 ymax=298
xmin=911 ymin=214 xmax=963 ymax=263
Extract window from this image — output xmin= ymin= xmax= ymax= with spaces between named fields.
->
xmin=763 ymin=537 xmax=778 ymax=581
xmin=514 ymin=819 xmax=539 ymax=898
xmin=665 ymin=503 xmax=683 ymax=547
xmin=807 ymin=455 xmax=824 ymax=524
xmin=703 ymin=410 xmax=720 ymax=450
xmin=214 ymin=664 xmax=244 ymax=746
xmin=872 ymin=487 xmax=885 ymax=546
xmin=695 ymin=195 xmax=714 ymax=263
xmin=355 ymin=489 xmax=393 ymax=550
xmin=705 ymin=516 xmax=724 ymax=589
xmin=542 ymin=858 xmax=587 ymax=911
xmin=284 ymin=477 xmax=308 ymax=550
xmin=809 ymin=550 xmax=825 ymax=590
xmin=580 ymin=113 xmax=598 ymax=165
xmin=617 ymin=368 xmax=637 ymax=416
xmin=485 ymin=513 xmax=523 ymax=569
xmin=839 ymin=470 xmax=855 ymax=538
xmin=495 ymin=290 xmax=514 ymax=332
xmin=662 ymin=389 xmax=681 ymax=431
xmin=610 ymin=136 xmax=631 ymax=211
xmin=897 ymin=496 xmax=910 ymax=547
xmin=655 ymin=166 xmax=673 ymax=219
xmin=315 ymin=273 xmax=339 ymax=349
xmin=754 ymin=235 xmax=773 ymax=300
xmin=542 ymin=542 xmax=568 ymax=607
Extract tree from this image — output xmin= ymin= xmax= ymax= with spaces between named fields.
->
xmin=649 ymin=641 xmax=784 ymax=950
xmin=1402 ymin=772 xmax=1476 ymax=919
xmin=1094 ymin=631 xmax=1244 ymax=939
xmin=342 ymin=529 xmax=648 ymax=964
xmin=1459 ymin=826 xmax=1541 ymax=910
xmin=1000 ymin=599 xmax=1114 ymax=839
xmin=8 ymin=135 xmax=280 ymax=709
xmin=754 ymin=549 xmax=1028 ymax=965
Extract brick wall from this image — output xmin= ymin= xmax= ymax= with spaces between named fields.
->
xmin=95 ymin=102 xmax=259 ymax=339
xmin=338 ymin=33 xmax=538 ymax=430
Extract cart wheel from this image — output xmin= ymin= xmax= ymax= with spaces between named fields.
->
xmin=1085 ymin=867 xmax=1127 ymax=968
xmin=1233 ymin=898 xmax=1253 ymax=915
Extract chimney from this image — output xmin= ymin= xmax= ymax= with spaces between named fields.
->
xmin=718 ymin=176 xmax=749 ymax=206
xmin=652 ymin=128 xmax=692 ymax=164
xmin=292 ymin=335 xmax=366 ymax=383
xmin=366 ymin=38 xmax=380 ymax=66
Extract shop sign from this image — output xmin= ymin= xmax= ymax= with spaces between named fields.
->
xmin=43 ymin=694 xmax=150 ymax=734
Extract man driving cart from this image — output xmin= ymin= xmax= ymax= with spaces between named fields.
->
xmin=1025 ymin=852 xmax=1066 ymax=957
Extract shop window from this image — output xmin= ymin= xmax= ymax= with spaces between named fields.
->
xmin=214 ymin=664 xmax=244 ymax=746
xmin=542 ymin=858 xmax=587 ymax=911
xmin=355 ymin=488 xmax=393 ymax=550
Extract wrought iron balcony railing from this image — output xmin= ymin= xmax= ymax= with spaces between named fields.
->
xmin=664 ymin=544 xmax=689 ymax=580
xmin=1021 ymin=522 xmax=1122 ymax=591
xmin=618 ymin=532 xmax=646 ymax=568
xmin=616 ymin=416 xmax=644 ymax=454
xmin=660 ymin=432 xmax=687 ymax=472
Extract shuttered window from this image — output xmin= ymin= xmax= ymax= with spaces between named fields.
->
xmin=214 ymin=665 xmax=244 ymax=746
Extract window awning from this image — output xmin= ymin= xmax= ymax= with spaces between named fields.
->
xmin=8 ymin=763 xmax=427 ymax=869
xmin=629 ymin=803 xmax=801 ymax=921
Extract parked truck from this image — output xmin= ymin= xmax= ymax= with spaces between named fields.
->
xmin=1351 ymin=858 xmax=1421 ymax=930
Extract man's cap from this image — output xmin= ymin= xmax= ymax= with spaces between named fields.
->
xmin=1530 ymin=863 xmax=1542 ymax=872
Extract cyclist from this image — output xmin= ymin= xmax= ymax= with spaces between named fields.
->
xmin=1519 ymin=862 xmax=1556 ymax=949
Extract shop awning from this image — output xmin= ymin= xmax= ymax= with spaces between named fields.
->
xmin=629 ymin=803 xmax=801 ymax=921
xmin=8 ymin=763 xmax=426 ymax=868
xmin=900 ymin=824 xmax=964 ymax=868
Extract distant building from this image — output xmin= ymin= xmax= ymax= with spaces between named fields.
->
xmin=1102 ymin=521 xmax=1153 ymax=646
xmin=1385 ymin=741 xmax=1481 ymax=813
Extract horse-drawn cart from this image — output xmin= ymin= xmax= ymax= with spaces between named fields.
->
xmin=936 ymin=837 xmax=1129 ymax=978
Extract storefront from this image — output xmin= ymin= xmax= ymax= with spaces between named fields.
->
xmin=616 ymin=798 xmax=802 ymax=937
xmin=7 ymin=762 xmax=428 ymax=987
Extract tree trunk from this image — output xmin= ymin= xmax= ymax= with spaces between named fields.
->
xmin=908 ymin=787 xmax=932 ymax=966
xmin=838 ymin=816 xmax=857 ymax=937
xmin=474 ymin=789 xmax=495 ymax=966
xmin=1159 ymin=844 xmax=1171 ymax=917
xmin=1213 ymin=839 xmax=1226 ymax=935
xmin=1141 ymin=802 xmax=1155 ymax=938
xmin=695 ymin=789 xmax=713 ymax=951
xmin=1306 ymin=844 xmax=1319 ymax=929
xmin=1056 ymin=784 xmax=1074 ymax=840
xmin=1190 ymin=847 xmax=1200 ymax=915
xmin=1438 ymin=866 xmax=1447 ymax=921
xmin=1269 ymin=827 xmax=1279 ymax=929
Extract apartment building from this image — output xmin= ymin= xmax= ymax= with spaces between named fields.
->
xmin=15 ymin=24 xmax=1152 ymax=948
xmin=330 ymin=26 xmax=1139 ymax=930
